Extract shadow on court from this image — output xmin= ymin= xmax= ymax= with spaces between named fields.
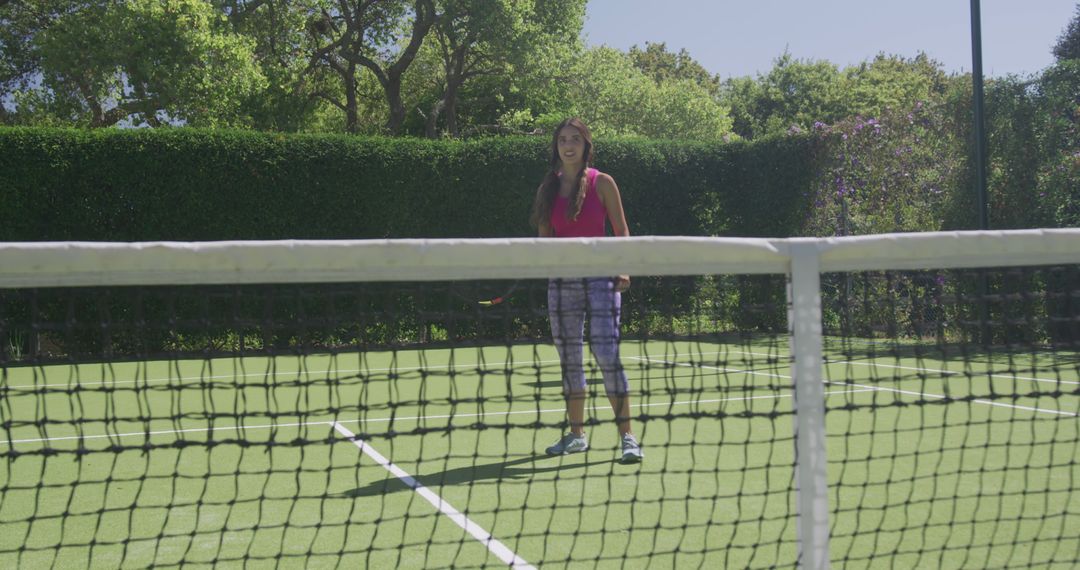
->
xmin=341 ymin=453 xmax=616 ymax=498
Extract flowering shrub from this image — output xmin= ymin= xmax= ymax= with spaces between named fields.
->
xmin=1036 ymin=61 xmax=1080 ymax=228
xmin=801 ymin=64 xmax=1080 ymax=343
xmin=802 ymin=100 xmax=964 ymax=237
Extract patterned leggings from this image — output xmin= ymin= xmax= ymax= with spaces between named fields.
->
xmin=548 ymin=278 xmax=629 ymax=396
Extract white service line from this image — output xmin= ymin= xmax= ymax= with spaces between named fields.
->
xmin=330 ymin=422 xmax=535 ymax=569
xmin=627 ymin=355 xmax=791 ymax=380
xmin=1 ymin=388 xmax=877 ymax=446
xmin=826 ymin=380 xmax=1079 ymax=418
xmin=5 ymin=359 xmax=565 ymax=390
xmin=822 ymin=358 xmax=1080 ymax=387
xmin=728 ymin=347 xmax=1080 ymax=387
xmin=9 ymin=347 xmax=1076 ymax=391
xmin=634 ymin=353 xmax=1078 ymax=418
xmin=7 ymin=350 xmax=787 ymax=391
xmin=639 ymin=347 xmax=1079 ymax=387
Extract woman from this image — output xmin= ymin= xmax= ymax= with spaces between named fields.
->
xmin=530 ymin=117 xmax=643 ymax=464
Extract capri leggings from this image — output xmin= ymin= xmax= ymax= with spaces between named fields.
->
xmin=548 ymin=277 xmax=629 ymax=396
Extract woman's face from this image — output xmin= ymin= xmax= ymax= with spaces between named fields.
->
xmin=556 ymin=125 xmax=586 ymax=166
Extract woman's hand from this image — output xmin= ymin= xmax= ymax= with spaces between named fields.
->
xmin=615 ymin=275 xmax=631 ymax=293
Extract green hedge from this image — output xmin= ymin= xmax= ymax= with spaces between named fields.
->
xmin=0 ymin=127 xmax=824 ymax=241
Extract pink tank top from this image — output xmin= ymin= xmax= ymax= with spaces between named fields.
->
xmin=550 ymin=168 xmax=606 ymax=238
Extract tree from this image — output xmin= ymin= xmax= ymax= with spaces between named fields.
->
xmin=553 ymin=47 xmax=732 ymax=140
xmin=3 ymin=0 xmax=266 ymax=127
xmin=721 ymin=53 xmax=845 ymax=139
xmin=842 ymin=53 xmax=949 ymax=117
xmin=214 ymin=0 xmax=333 ymax=131
xmin=421 ymin=0 xmax=585 ymax=137
xmin=1033 ymin=60 xmax=1080 ymax=227
xmin=1053 ymin=4 xmax=1080 ymax=61
xmin=0 ymin=0 xmax=87 ymax=125
xmin=305 ymin=0 xmax=435 ymax=134
xmin=628 ymin=41 xmax=719 ymax=96
xmin=721 ymin=52 xmax=949 ymax=139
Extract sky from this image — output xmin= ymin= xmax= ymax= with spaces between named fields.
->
xmin=583 ymin=1 xmax=1078 ymax=79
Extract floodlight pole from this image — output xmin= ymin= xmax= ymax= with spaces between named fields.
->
xmin=971 ymin=0 xmax=994 ymax=346
xmin=971 ymin=0 xmax=990 ymax=230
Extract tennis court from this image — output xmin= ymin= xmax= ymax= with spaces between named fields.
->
xmin=2 ymin=233 xmax=1080 ymax=568
xmin=2 ymin=336 xmax=1077 ymax=568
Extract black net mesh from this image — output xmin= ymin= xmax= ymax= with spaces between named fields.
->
xmin=1 ymin=275 xmax=799 ymax=568
xmin=1 ymin=258 xmax=1077 ymax=568
xmin=821 ymin=265 xmax=1080 ymax=568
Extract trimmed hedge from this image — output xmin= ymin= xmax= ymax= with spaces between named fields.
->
xmin=0 ymin=127 xmax=824 ymax=241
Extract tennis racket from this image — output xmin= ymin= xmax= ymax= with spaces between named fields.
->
xmin=477 ymin=281 xmax=520 ymax=306
xmin=449 ymin=279 xmax=522 ymax=307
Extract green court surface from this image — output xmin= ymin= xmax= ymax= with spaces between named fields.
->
xmin=1 ymin=340 xmax=1077 ymax=568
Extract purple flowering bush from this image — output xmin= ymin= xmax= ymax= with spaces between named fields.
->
xmin=803 ymin=63 xmax=1080 ymax=342
xmin=799 ymin=100 xmax=967 ymax=338
xmin=801 ymin=100 xmax=964 ymax=238
xmin=1033 ymin=61 xmax=1080 ymax=344
xmin=1036 ymin=61 xmax=1080 ymax=228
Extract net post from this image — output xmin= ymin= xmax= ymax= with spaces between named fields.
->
xmin=788 ymin=241 xmax=831 ymax=570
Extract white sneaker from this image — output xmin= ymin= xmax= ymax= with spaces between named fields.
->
xmin=546 ymin=433 xmax=589 ymax=455
xmin=620 ymin=433 xmax=643 ymax=464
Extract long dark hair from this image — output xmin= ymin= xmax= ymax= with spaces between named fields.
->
xmin=530 ymin=118 xmax=594 ymax=229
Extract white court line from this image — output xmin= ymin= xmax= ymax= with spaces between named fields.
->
xmin=633 ymin=355 xmax=1078 ymax=418
xmin=330 ymin=422 xmax=535 ymax=569
xmin=825 ymin=359 xmax=1080 ymax=387
xmin=7 ymin=347 xmax=1074 ymax=438
xmin=3 ymin=350 xmax=787 ymax=391
xmin=828 ymin=380 xmax=1078 ymax=418
xmin=628 ymin=355 xmax=791 ymax=380
xmin=730 ymin=347 xmax=1075 ymax=386
xmin=643 ymin=347 xmax=1075 ymax=386
xmin=3 ymin=359 xmax=566 ymax=390
xmin=1 ymin=388 xmax=878 ymax=446
xmin=7 ymin=345 xmax=1076 ymax=390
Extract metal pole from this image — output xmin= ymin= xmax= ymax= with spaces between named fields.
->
xmin=971 ymin=0 xmax=993 ymax=346
xmin=971 ymin=0 xmax=990 ymax=230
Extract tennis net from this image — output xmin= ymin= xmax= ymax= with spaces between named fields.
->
xmin=1 ymin=231 xmax=1078 ymax=568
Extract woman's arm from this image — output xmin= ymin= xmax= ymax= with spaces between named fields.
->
xmin=596 ymin=173 xmax=629 ymax=238
xmin=596 ymin=173 xmax=631 ymax=291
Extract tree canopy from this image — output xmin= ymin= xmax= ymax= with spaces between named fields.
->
xmin=1053 ymin=4 xmax=1080 ymax=61
xmin=0 ymin=0 xmax=1076 ymax=143
xmin=3 ymin=0 xmax=265 ymax=127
